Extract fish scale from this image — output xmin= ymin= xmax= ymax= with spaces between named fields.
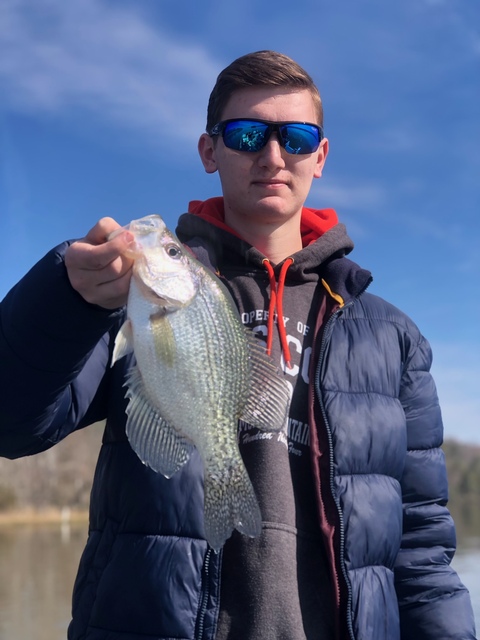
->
xmin=111 ymin=214 xmax=291 ymax=551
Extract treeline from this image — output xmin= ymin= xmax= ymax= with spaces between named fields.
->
xmin=0 ymin=428 xmax=478 ymax=537
xmin=0 ymin=422 xmax=104 ymax=513
xmin=443 ymin=440 xmax=480 ymax=540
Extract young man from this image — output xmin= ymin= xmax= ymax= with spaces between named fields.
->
xmin=0 ymin=51 xmax=476 ymax=640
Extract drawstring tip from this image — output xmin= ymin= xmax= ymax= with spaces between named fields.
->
xmin=285 ymin=360 xmax=293 ymax=369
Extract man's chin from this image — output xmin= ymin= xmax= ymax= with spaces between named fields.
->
xmin=253 ymin=196 xmax=299 ymax=220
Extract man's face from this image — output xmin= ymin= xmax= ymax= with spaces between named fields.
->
xmin=198 ymin=86 xmax=328 ymax=231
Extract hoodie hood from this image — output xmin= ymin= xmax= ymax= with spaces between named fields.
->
xmin=177 ymin=197 xmax=371 ymax=368
xmin=179 ymin=197 xmax=355 ymax=279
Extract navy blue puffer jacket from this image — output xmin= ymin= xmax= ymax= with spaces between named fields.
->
xmin=0 ymin=236 xmax=476 ymax=640
xmin=310 ymin=280 xmax=475 ymax=639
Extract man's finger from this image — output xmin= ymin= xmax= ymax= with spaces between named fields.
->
xmin=84 ymin=217 xmax=124 ymax=245
xmin=67 ymin=229 xmax=134 ymax=272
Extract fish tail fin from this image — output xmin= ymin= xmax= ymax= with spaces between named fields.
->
xmin=203 ymin=461 xmax=262 ymax=552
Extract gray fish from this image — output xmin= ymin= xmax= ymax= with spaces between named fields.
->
xmin=111 ymin=214 xmax=290 ymax=551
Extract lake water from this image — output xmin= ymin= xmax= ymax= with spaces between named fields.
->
xmin=0 ymin=522 xmax=478 ymax=639
xmin=452 ymin=544 xmax=480 ymax=633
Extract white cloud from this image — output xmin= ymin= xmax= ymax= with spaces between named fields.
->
xmin=305 ymin=177 xmax=389 ymax=242
xmin=310 ymin=177 xmax=387 ymax=212
xmin=359 ymin=125 xmax=423 ymax=153
xmin=0 ymin=0 xmax=219 ymax=141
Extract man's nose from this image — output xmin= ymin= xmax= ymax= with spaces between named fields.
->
xmin=257 ymin=134 xmax=285 ymax=168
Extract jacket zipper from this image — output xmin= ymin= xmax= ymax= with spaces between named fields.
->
xmin=195 ymin=547 xmax=212 ymax=640
xmin=315 ymin=301 xmax=357 ymax=640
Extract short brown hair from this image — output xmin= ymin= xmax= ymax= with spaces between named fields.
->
xmin=206 ymin=50 xmax=323 ymax=133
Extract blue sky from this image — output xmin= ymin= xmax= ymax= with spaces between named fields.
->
xmin=1 ymin=0 xmax=479 ymax=443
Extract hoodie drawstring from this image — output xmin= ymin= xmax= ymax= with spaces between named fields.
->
xmin=262 ymin=258 xmax=294 ymax=369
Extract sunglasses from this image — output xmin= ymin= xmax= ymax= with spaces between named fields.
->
xmin=208 ymin=118 xmax=323 ymax=155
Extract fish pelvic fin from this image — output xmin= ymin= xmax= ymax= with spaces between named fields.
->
xmin=112 ymin=320 xmax=134 ymax=366
xmin=203 ymin=460 xmax=262 ymax=552
xmin=240 ymin=329 xmax=291 ymax=432
xmin=124 ymin=366 xmax=195 ymax=478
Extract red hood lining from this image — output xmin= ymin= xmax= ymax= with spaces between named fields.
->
xmin=188 ymin=197 xmax=338 ymax=247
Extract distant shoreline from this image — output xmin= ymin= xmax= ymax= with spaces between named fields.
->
xmin=0 ymin=507 xmax=89 ymax=526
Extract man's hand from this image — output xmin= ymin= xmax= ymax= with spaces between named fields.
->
xmin=65 ymin=217 xmax=134 ymax=309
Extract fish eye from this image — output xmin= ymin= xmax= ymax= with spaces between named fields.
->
xmin=165 ymin=244 xmax=182 ymax=259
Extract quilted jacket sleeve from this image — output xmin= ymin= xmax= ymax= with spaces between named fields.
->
xmin=395 ymin=330 xmax=476 ymax=639
xmin=0 ymin=243 xmax=124 ymax=458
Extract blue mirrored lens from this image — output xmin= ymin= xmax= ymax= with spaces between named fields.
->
xmin=223 ymin=121 xmax=269 ymax=152
xmin=280 ymin=124 xmax=320 ymax=154
xmin=221 ymin=120 xmax=320 ymax=154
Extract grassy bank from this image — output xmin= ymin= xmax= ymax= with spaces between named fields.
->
xmin=0 ymin=507 xmax=89 ymax=526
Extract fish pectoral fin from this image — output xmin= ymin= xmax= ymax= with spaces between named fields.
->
xmin=240 ymin=329 xmax=291 ymax=432
xmin=124 ymin=366 xmax=195 ymax=478
xmin=112 ymin=320 xmax=135 ymax=366
xmin=150 ymin=313 xmax=176 ymax=367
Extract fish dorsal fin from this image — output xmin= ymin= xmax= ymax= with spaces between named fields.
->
xmin=124 ymin=366 xmax=195 ymax=478
xmin=112 ymin=320 xmax=135 ymax=366
xmin=240 ymin=329 xmax=291 ymax=432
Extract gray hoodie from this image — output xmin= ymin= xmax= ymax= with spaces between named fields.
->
xmin=176 ymin=198 xmax=356 ymax=640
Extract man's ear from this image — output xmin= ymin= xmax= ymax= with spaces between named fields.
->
xmin=313 ymin=137 xmax=329 ymax=179
xmin=198 ymin=133 xmax=218 ymax=174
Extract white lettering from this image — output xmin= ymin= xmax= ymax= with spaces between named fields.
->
xmin=296 ymin=321 xmax=310 ymax=336
xmin=282 ymin=335 xmax=301 ymax=376
xmin=288 ymin=442 xmax=303 ymax=456
xmin=242 ymin=431 xmax=274 ymax=444
xmin=254 ymin=324 xmax=268 ymax=340
xmin=277 ymin=431 xmax=289 ymax=449
xmin=288 ymin=419 xmax=310 ymax=446
xmin=241 ymin=309 xmax=271 ymax=326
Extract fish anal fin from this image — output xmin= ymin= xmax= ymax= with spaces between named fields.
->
xmin=124 ymin=366 xmax=195 ymax=478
